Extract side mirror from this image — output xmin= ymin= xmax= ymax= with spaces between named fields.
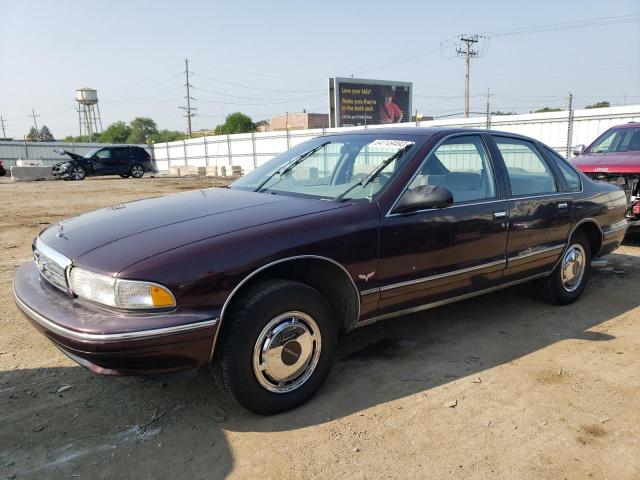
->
xmin=394 ymin=185 xmax=454 ymax=214
xmin=572 ymin=144 xmax=585 ymax=156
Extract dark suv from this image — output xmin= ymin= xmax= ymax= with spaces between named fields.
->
xmin=52 ymin=146 xmax=154 ymax=180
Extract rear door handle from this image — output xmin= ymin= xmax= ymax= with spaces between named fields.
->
xmin=493 ymin=211 xmax=507 ymax=219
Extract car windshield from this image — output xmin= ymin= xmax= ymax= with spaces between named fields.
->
xmin=230 ymin=134 xmax=423 ymax=201
xmin=83 ymin=148 xmax=102 ymax=158
xmin=590 ymin=127 xmax=640 ymax=153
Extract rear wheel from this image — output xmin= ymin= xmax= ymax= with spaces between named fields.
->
xmin=213 ymin=279 xmax=337 ymax=415
xmin=70 ymin=166 xmax=86 ymax=181
xmin=130 ymin=164 xmax=144 ymax=178
xmin=533 ymin=232 xmax=591 ymax=305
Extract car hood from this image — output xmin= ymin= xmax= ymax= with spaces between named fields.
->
xmin=572 ymin=151 xmax=640 ymax=173
xmin=56 ymin=150 xmax=85 ymax=162
xmin=39 ymin=188 xmax=347 ymax=274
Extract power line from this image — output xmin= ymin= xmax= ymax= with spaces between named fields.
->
xmin=478 ymin=13 xmax=640 ymax=38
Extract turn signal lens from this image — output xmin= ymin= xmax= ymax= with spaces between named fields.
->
xmin=150 ymin=285 xmax=176 ymax=307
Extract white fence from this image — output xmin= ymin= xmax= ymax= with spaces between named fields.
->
xmin=151 ymin=105 xmax=640 ymax=175
xmin=0 ymin=141 xmax=147 ymax=168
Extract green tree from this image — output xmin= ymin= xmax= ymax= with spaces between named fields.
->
xmin=213 ymin=112 xmax=255 ymax=135
xmin=533 ymin=107 xmax=562 ymax=113
xmin=26 ymin=127 xmax=39 ymax=141
xmin=99 ymin=121 xmax=132 ymax=143
xmin=151 ymin=129 xmax=187 ymax=143
xmin=585 ymin=101 xmax=610 ymax=109
xmin=39 ymin=125 xmax=54 ymax=142
xmin=127 ymin=117 xmax=158 ymax=144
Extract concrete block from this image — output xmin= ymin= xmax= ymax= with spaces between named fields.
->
xmin=11 ymin=166 xmax=54 ymax=182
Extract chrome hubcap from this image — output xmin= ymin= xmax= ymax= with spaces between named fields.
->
xmin=561 ymin=243 xmax=586 ymax=292
xmin=253 ymin=311 xmax=321 ymax=393
xmin=132 ymin=166 xmax=143 ymax=177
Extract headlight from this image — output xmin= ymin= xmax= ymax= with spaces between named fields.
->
xmin=68 ymin=267 xmax=176 ymax=310
xmin=61 ymin=161 xmax=71 ymax=168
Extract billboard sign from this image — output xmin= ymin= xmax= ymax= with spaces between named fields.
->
xmin=329 ymin=77 xmax=412 ymax=128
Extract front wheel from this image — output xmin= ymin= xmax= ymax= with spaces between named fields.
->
xmin=213 ymin=279 xmax=337 ymax=415
xmin=70 ymin=166 xmax=86 ymax=181
xmin=130 ymin=164 xmax=144 ymax=178
xmin=533 ymin=232 xmax=591 ymax=305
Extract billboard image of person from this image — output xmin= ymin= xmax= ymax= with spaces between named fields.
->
xmin=378 ymin=86 xmax=403 ymax=124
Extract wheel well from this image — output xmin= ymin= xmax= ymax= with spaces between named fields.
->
xmin=572 ymin=221 xmax=602 ymax=258
xmin=223 ymin=258 xmax=360 ymax=334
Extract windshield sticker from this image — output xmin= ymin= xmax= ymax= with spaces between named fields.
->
xmin=370 ymin=139 xmax=415 ymax=148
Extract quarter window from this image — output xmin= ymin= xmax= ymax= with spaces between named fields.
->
xmin=543 ymin=147 xmax=582 ymax=192
xmin=494 ymin=137 xmax=557 ymax=196
xmin=408 ymin=135 xmax=496 ymax=203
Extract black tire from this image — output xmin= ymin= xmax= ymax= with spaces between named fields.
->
xmin=130 ymin=164 xmax=144 ymax=178
xmin=213 ymin=279 xmax=337 ymax=415
xmin=120 ymin=174 xmax=130 ymax=178
xmin=533 ymin=232 xmax=591 ymax=305
xmin=70 ymin=166 xmax=86 ymax=181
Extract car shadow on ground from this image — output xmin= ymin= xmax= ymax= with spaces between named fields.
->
xmin=1 ymin=251 xmax=638 ymax=479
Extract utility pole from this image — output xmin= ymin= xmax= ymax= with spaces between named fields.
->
xmin=28 ymin=109 xmax=40 ymax=132
xmin=456 ymin=35 xmax=479 ymax=118
xmin=180 ymin=59 xmax=196 ymax=138
xmin=0 ymin=115 xmax=6 ymax=138
xmin=566 ymin=92 xmax=574 ymax=158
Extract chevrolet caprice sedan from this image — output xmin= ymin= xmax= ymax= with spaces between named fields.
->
xmin=13 ymin=128 xmax=629 ymax=414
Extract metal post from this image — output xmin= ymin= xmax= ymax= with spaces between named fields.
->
xmin=566 ymin=92 xmax=573 ymax=158
xmin=286 ymin=112 xmax=291 ymax=149
xmin=166 ymin=142 xmax=171 ymax=173
xmin=23 ymin=135 xmax=29 ymax=159
xmin=183 ymin=139 xmax=188 ymax=167
xmin=203 ymin=135 xmax=209 ymax=167
xmin=251 ymin=129 xmax=257 ymax=169
xmin=485 ymin=88 xmax=491 ymax=129
xmin=227 ymin=133 xmax=232 ymax=167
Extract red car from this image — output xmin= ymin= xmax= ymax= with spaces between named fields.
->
xmin=572 ymin=122 xmax=640 ymax=224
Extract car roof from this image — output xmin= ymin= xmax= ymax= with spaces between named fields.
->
xmin=323 ymin=126 xmax=541 ymax=143
xmin=606 ymin=121 xmax=640 ymax=131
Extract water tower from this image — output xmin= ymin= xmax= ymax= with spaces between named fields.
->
xmin=76 ymin=87 xmax=103 ymax=138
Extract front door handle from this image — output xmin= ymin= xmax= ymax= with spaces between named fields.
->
xmin=493 ymin=211 xmax=507 ymax=219
xmin=558 ymin=202 xmax=569 ymax=210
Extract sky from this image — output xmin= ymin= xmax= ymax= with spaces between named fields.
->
xmin=1 ymin=0 xmax=639 ymax=139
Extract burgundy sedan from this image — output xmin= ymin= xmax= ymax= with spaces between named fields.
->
xmin=13 ymin=128 xmax=629 ymax=414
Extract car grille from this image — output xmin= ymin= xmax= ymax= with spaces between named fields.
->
xmin=33 ymin=241 xmax=71 ymax=292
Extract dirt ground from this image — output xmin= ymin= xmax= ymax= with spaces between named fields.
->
xmin=1 ymin=176 xmax=639 ymax=480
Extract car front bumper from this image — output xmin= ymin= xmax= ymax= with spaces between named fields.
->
xmin=13 ymin=262 xmax=219 ymax=376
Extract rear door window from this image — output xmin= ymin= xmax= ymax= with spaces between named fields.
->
xmin=493 ymin=136 xmax=558 ymax=196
